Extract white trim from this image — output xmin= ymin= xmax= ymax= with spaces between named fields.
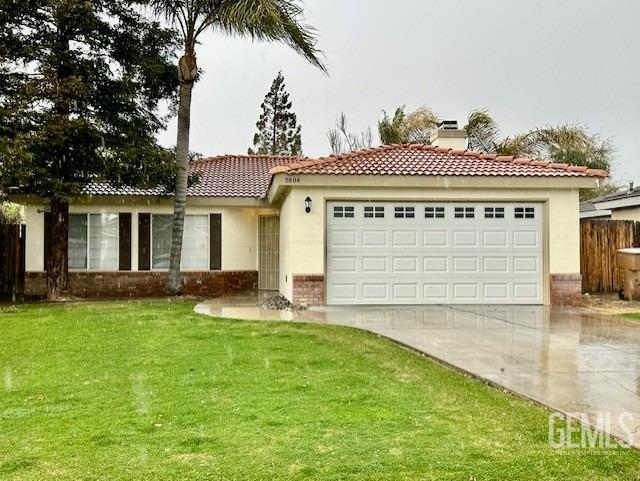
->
xmin=579 ymin=209 xmax=611 ymax=219
xmin=594 ymin=196 xmax=640 ymax=210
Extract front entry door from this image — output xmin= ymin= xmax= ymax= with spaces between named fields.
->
xmin=258 ymin=216 xmax=280 ymax=290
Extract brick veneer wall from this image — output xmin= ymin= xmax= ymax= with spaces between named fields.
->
xmin=24 ymin=271 xmax=257 ymax=299
xmin=292 ymin=274 xmax=324 ymax=306
xmin=550 ymin=273 xmax=582 ymax=305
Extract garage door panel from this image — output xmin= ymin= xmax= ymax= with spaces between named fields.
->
xmin=327 ymin=201 xmax=543 ymax=305
xmin=362 ymin=230 xmax=388 ymax=247
xmin=453 ymin=230 xmax=478 ymax=247
xmin=393 ymin=256 xmax=418 ymax=272
xmin=513 ymin=230 xmax=539 ymax=247
xmin=330 ymin=229 xmax=358 ymax=247
xmin=393 ymin=283 xmax=419 ymax=300
xmin=453 ymin=283 xmax=479 ymax=299
xmin=453 ymin=256 xmax=479 ymax=272
xmin=423 ymin=230 xmax=448 ymax=246
xmin=393 ymin=230 xmax=418 ymax=246
xmin=329 ymin=283 xmax=358 ymax=302
xmin=362 ymin=256 xmax=388 ymax=273
xmin=423 ymin=283 xmax=448 ymax=300
xmin=423 ymin=256 xmax=448 ymax=273
xmin=483 ymin=230 xmax=508 ymax=247
xmin=484 ymin=283 xmax=509 ymax=300
xmin=484 ymin=256 xmax=509 ymax=272
xmin=514 ymin=283 xmax=539 ymax=299
xmin=362 ymin=283 xmax=388 ymax=301
xmin=331 ymin=256 xmax=357 ymax=273
xmin=513 ymin=256 xmax=539 ymax=273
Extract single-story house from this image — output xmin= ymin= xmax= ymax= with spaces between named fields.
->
xmin=14 ymin=124 xmax=606 ymax=305
xmin=580 ymin=184 xmax=639 ymax=221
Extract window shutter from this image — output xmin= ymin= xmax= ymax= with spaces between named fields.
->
xmin=138 ymin=213 xmax=151 ymax=271
xmin=119 ymin=213 xmax=132 ymax=271
xmin=210 ymin=213 xmax=221 ymax=270
xmin=43 ymin=212 xmax=52 ymax=272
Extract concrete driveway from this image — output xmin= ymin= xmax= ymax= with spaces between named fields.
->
xmin=195 ymin=298 xmax=640 ymax=447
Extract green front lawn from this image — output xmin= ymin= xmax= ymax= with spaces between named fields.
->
xmin=622 ymin=312 xmax=640 ymax=321
xmin=1 ymin=301 xmax=638 ymax=480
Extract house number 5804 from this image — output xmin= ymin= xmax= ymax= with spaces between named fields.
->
xmin=285 ymin=177 xmax=301 ymax=184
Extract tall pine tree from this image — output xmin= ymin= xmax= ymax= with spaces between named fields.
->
xmin=0 ymin=0 xmax=178 ymax=299
xmin=249 ymin=72 xmax=302 ymax=156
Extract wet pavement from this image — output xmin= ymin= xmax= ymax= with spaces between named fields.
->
xmin=195 ymin=296 xmax=640 ymax=447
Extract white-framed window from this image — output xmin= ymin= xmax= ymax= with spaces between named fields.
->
xmin=333 ymin=206 xmax=354 ymax=218
xmin=425 ymin=206 xmax=445 ymax=219
xmin=68 ymin=213 xmax=119 ymax=270
xmin=394 ymin=206 xmax=415 ymax=218
xmin=454 ymin=206 xmax=475 ymax=219
xmin=151 ymin=214 xmax=209 ymax=270
xmin=364 ymin=206 xmax=384 ymax=218
xmin=515 ymin=207 xmax=535 ymax=219
xmin=484 ymin=207 xmax=505 ymax=219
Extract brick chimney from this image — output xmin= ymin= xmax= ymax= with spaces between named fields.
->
xmin=430 ymin=120 xmax=467 ymax=150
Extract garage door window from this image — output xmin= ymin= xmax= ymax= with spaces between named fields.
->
xmin=515 ymin=207 xmax=535 ymax=219
xmin=364 ymin=206 xmax=385 ymax=218
xmin=425 ymin=206 xmax=445 ymax=219
xmin=333 ymin=206 xmax=355 ymax=218
xmin=394 ymin=206 xmax=415 ymax=218
xmin=484 ymin=207 xmax=505 ymax=219
xmin=454 ymin=206 xmax=475 ymax=218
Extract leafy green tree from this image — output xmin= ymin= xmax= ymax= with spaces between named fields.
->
xmin=149 ymin=0 xmax=325 ymax=295
xmin=249 ymin=72 xmax=302 ymax=156
xmin=0 ymin=0 xmax=178 ymax=299
xmin=378 ymin=106 xmax=440 ymax=145
xmin=0 ymin=203 xmax=22 ymax=224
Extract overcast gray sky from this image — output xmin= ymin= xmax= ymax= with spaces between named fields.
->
xmin=156 ymin=0 xmax=640 ymax=182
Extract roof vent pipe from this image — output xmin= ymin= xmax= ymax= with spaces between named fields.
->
xmin=630 ymin=181 xmax=635 ymax=192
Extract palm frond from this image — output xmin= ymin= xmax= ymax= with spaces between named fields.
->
xmin=400 ymin=106 xmax=439 ymax=144
xmin=465 ymin=109 xmax=500 ymax=153
xmin=215 ymin=0 xmax=326 ymax=72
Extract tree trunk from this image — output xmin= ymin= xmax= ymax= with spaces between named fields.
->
xmin=47 ymin=198 xmax=70 ymax=300
xmin=167 ymin=76 xmax=194 ymax=295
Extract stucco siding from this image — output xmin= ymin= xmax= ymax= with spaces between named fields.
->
xmin=611 ymin=207 xmax=640 ymax=221
xmin=25 ymin=205 xmax=45 ymax=272
xmin=278 ymin=194 xmax=293 ymax=300
xmin=277 ymin=183 xmax=582 ymax=304
xmin=23 ymin=200 xmax=274 ymax=273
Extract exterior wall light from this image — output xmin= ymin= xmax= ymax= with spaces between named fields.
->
xmin=305 ymin=196 xmax=312 ymax=213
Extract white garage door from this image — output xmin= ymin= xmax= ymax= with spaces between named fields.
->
xmin=326 ymin=201 xmax=543 ymax=305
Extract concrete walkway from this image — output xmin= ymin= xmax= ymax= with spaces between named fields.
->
xmin=195 ymin=297 xmax=640 ymax=447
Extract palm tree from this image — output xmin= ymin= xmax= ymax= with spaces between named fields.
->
xmin=150 ymin=0 xmax=326 ymax=294
xmin=464 ymin=109 xmax=613 ymax=169
xmin=464 ymin=109 xmax=616 ymax=201
xmin=378 ymin=106 xmax=440 ymax=145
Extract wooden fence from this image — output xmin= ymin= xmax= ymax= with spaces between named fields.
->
xmin=0 ymin=224 xmax=25 ymax=301
xmin=580 ymin=219 xmax=640 ymax=293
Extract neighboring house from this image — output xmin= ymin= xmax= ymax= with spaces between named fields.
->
xmin=580 ymin=184 xmax=640 ymax=221
xmin=12 ymin=124 xmax=605 ymax=306
xmin=579 ymin=201 xmax=612 ymax=220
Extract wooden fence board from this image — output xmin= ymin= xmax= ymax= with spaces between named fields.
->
xmin=580 ymin=219 xmax=640 ymax=293
xmin=0 ymin=224 xmax=25 ymax=301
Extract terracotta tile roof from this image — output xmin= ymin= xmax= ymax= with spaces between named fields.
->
xmin=269 ymin=144 xmax=608 ymax=178
xmin=83 ymin=155 xmax=303 ymax=198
